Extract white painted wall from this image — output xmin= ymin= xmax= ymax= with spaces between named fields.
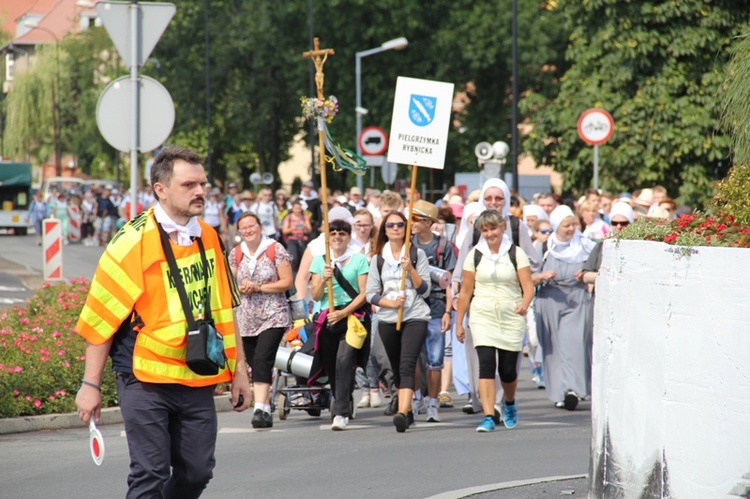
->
xmin=591 ymin=240 xmax=750 ymax=498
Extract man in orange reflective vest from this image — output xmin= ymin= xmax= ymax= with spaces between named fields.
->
xmin=75 ymin=145 xmax=251 ymax=498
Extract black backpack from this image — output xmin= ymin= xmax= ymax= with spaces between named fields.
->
xmin=472 ymin=214 xmax=520 ymax=248
xmin=474 ymin=243 xmax=518 ymax=271
xmin=376 ymin=244 xmax=419 ymax=276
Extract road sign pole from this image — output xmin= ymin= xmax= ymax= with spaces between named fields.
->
xmin=593 ymin=144 xmax=599 ymax=191
xmin=130 ymin=2 xmax=139 ymax=220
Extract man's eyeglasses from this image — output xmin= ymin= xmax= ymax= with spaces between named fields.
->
xmin=411 ymin=217 xmax=430 ymax=223
xmin=484 ymin=196 xmax=505 ymax=203
xmin=611 ymin=221 xmax=630 ymax=228
xmin=330 ymin=230 xmax=350 ymax=237
xmin=385 ymin=222 xmax=406 ymax=229
xmin=539 ymin=229 xmax=553 ymax=235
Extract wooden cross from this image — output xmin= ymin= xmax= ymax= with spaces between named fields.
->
xmin=302 ymin=37 xmax=336 ymax=309
xmin=303 ymin=38 xmax=335 ymax=100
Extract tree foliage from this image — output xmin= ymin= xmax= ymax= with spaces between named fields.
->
xmin=521 ymin=0 xmax=750 ymax=207
xmin=3 ymin=28 xmax=119 ymax=176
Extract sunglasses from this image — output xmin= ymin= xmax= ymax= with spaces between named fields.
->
xmin=330 ymin=230 xmax=350 ymax=236
xmin=385 ymin=222 xmax=406 ymax=229
xmin=411 ymin=217 xmax=430 ymax=223
xmin=484 ymin=196 xmax=505 ymax=203
xmin=611 ymin=221 xmax=630 ymax=228
xmin=539 ymin=229 xmax=553 ymax=235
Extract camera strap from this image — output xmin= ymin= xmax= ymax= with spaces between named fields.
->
xmin=157 ymin=222 xmax=213 ymax=328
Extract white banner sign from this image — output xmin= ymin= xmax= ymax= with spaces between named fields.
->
xmin=387 ymin=77 xmax=455 ymax=170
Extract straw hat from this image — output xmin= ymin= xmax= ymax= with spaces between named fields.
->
xmin=411 ymin=200 xmax=439 ymax=223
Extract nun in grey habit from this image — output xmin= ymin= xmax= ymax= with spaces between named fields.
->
xmin=535 ymin=205 xmax=595 ymax=410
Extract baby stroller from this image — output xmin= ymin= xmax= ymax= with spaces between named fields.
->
xmin=270 ymin=304 xmax=356 ymax=421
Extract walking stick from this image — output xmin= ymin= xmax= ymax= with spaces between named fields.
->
xmin=396 ymin=164 xmax=418 ymax=330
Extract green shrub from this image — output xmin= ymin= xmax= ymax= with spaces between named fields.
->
xmin=0 ymin=278 xmax=118 ymax=419
xmin=712 ymin=163 xmax=750 ymax=227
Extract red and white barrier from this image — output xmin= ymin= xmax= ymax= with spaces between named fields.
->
xmin=68 ymin=205 xmax=81 ymax=243
xmin=43 ymin=218 xmax=63 ymax=280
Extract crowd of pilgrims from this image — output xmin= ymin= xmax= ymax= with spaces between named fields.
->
xmin=218 ymin=178 xmax=677 ymax=432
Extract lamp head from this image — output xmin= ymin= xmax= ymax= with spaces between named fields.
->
xmin=355 ymin=107 xmax=369 ymax=116
xmin=381 ymin=37 xmax=409 ymax=51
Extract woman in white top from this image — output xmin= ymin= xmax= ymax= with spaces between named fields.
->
xmin=455 ymin=210 xmax=534 ymax=432
xmin=202 ymin=188 xmax=225 ymax=238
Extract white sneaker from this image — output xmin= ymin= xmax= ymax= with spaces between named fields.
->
xmin=356 ymin=391 xmax=370 ymax=409
xmin=412 ymin=397 xmax=426 ymax=415
xmin=369 ymin=389 xmax=382 ymax=408
xmin=331 ymin=415 xmax=348 ymax=431
xmin=426 ymin=405 xmax=441 ymax=422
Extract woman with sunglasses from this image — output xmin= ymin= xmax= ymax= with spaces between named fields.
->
xmin=229 ymin=212 xmax=293 ymax=429
xmin=579 ymin=202 xmax=633 ymax=286
xmin=534 ymin=205 xmax=596 ymax=411
xmin=310 ymin=219 xmax=371 ymax=431
xmin=366 ymin=211 xmax=431 ymax=432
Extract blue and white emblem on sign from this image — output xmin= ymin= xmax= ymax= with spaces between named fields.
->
xmin=409 ymin=95 xmax=437 ymax=127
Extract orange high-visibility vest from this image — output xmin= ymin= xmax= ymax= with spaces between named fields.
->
xmin=76 ymin=208 xmax=241 ymax=386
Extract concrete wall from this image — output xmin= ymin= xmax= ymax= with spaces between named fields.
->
xmin=591 ymin=240 xmax=750 ymax=498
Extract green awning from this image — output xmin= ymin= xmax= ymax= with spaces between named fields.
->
xmin=0 ymin=163 xmax=32 ymax=186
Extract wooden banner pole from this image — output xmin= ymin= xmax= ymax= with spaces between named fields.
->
xmin=303 ymin=38 xmax=335 ymax=310
xmin=396 ymin=164 xmax=418 ymax=330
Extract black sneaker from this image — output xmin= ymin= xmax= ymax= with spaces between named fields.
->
xmin=564 ymin=391 xmax=579 ymax=411
xmin=263 ymin=411 xmax=273 ymax=428
xmin=384 ymin=394 xmax=399 ymax=416
xmin=406 ymin=410 xmax=415 ymax=428
xmin=393 ymin=412 xmax=408 ymax=433
xmin=251 ymin=409 xmax=266 ymax=428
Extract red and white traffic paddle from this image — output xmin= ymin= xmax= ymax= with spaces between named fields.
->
xmin=89 ymin=420 xmax=105 ymax=466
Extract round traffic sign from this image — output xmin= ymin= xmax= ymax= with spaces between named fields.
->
xmin=577 ymin=108 xmax=615 ymax=146
xmin=359 ymin=126 xmax=388 ymax=156
xmin=96 ymin=75 xmax=175 ymax=153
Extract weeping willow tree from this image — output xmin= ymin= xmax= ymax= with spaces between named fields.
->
xmin=716 ymin=29 xmax=750 ymax=226
xmin=4 ymin=43 xmax=64 ymax=163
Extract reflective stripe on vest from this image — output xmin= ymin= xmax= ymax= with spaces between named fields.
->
xmin=77 ymin=208 xmax=238 ymax=386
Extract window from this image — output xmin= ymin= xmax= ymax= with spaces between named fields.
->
xmin=5 ymin=53 xmax=15 ymax=81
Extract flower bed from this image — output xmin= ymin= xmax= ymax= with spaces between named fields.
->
xmin=617 ymin=212 xmax=750 ymax=248
xmin=0 ymin=279 xmax=118 ymax=418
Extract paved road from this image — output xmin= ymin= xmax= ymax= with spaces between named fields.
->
xmin=0 ymin=233 xmax=593 ymax=497
xmin=0 ymin=369 xmax=591 ymax=498
xmin=0 ymin=234 xmax=104 ymax=308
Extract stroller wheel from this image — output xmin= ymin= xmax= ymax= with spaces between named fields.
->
xmin=279 ymin=396 xmax=289 ymax=421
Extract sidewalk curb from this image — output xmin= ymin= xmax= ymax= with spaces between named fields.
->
xmin=0 ymin=394 xmax=234 ymax=435
xmin=424 ymin=474 xmax=588 ymax=499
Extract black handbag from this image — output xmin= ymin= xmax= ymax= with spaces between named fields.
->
xmin=157 ymin=223 xmax=227 ymax=376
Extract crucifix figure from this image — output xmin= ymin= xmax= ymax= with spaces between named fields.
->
xmin=303 ymin=37 xmax=335 ymax=99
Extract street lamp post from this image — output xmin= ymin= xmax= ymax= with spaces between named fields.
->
xmin=26 ymin=24 xmax=62 ymax=177
xmin=355 ymin=37 xmax=408 ymax=191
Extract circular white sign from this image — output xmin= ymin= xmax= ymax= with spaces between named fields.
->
xmin=577 ymin=108 xmax=615 ymax=146
xmin=359 ymin=126 xmax=388 ymax=156
xmin=96 ymin=75 xmax=175 ymax=153
xmin=381 ymin=161 xmax=397 ymax=185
